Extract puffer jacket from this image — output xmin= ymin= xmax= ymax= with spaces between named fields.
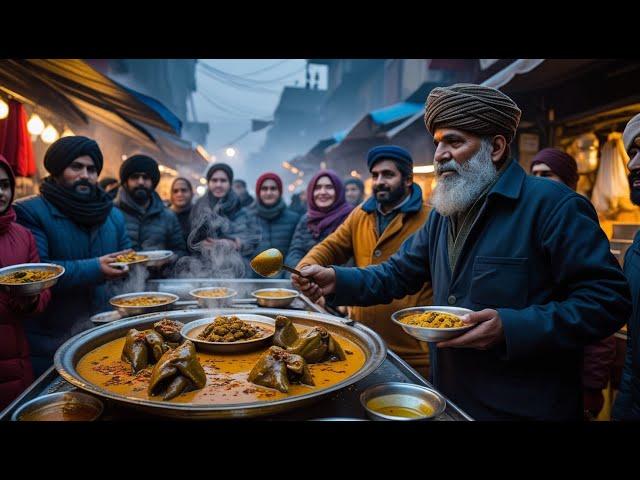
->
xmin=14 ymin=195 xmax=131 ymax=376
xmin=115 ymin=189 xmax=187 ymax=257
xmin=250 ymin=203 xmax=300 ymax=278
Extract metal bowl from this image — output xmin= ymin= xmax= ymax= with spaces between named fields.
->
xmin=391 ymin=306 xmax=474 ymax=343
xmin=54 ymin=308 xmax=386 ymax=419
xmin=189 ymin=287 xmax=238 ymax=308
xmin=360 ymin=382 xmax=446 ymax=421
xmin=11 ymin=391 xmax=104 ymax=421
xmin=181 ymin=313 xmax=275 ymax=353
xmin=109 ymin=291 xmax=178 ymax=317
xmin=251 ymin=288 xmax=299 ymax=308
xmin=0 ymin=263 xmax=65 ymax=296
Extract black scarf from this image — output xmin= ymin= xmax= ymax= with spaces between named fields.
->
xmin=256 ymin=198 xmax=286 ymax=221
xmin=40 ymin=176 xmax=113 ymax=228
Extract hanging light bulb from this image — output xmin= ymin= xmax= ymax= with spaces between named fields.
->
xmin=0 ymin=98 xmax=8 ymax=120
xmin=27 ymin=114 xmax=45 ymax=135
xmin=61 ymin=127 xmax=75 ymax=137
xmin=41 ymin=124 xmax=59 ymax=144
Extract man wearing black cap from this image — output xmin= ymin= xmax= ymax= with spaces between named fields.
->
xmin=14 ymin=136 xmax=132 ymax=376
xmin=294 ymin=145 xmax=433 ymax=373
xmin=293 ymin=84 xmax=630 ymax=420
xmin=115 ymin=155 xmax=187 ymax=262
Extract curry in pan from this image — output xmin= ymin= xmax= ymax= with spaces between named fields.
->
xmin=76 ymin=316 xmax=365 ymax=404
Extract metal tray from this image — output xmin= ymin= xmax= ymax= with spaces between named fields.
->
xmin=53 ymin=308 xmax=387 ymax=419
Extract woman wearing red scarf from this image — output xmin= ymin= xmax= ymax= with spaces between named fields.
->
xmin=0 ymin=156 xmax=51 ymax=410
xmin=284 ymin=169 xmax=354 ymax=271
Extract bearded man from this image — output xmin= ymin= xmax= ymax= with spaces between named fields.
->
xmin=292 ymin=84 xmax=630 ymax=420
xmin=14 ymin=136 xmax=131 ymax=375
xmin=294 ymin=146 xmax=433 ymax=373
xmin=114 ymin=154 xmax=187 ymax=261
xmin=612 ymin=113 xmax=640 ymax=421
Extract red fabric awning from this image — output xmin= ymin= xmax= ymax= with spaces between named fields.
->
xmin=0 ymin=100 xmax=36 ymax=177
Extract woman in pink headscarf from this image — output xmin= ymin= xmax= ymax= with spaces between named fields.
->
xmin=284 ymin=169 xmax=354 ymax=270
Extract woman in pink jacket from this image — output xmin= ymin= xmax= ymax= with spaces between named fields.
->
xmin=0 ymin=155 xmax=51 ymax=410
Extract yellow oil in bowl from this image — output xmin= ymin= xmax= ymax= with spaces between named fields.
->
xmin=366 ymin=394 xmax=435 ymax=419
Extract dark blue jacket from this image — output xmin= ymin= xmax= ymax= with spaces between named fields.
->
xmin=612 ymin=230 xmax=640 ymax=420
xmin=115 ymin=190 xmax=187 ymax=258
xmin=250 ymin=205 xmax=300 ymax=278
xmin=14 ymin=195 xmax=131 ymax=375
xmin=332 ymin=160 xmax=630 ymax=420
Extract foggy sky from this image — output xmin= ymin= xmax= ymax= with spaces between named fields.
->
xmin=193 ymin=59 xmax=327 ymax=195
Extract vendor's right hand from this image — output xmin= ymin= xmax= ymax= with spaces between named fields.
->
xmin=99 ymin=249 xmax=133 ymax=279
xmin=292 ymin=265 xmax=336 ymax=302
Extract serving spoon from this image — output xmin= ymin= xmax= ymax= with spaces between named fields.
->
xmin=251 ymin=248 xmax=302 ymax=277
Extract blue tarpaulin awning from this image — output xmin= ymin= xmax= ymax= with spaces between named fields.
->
xmin=370 ymin=102 xmax=423 ymax=126
xmin=332 ymin=130 xmax=348 ymax=143
xmin=122 ymin=85 xmax=183 ymax=136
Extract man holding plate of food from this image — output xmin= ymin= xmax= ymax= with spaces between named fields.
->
xmin=14 ymin=136 xmax=132 ymax=376
xmin=293 ymin=84 xmax=631 ymax=420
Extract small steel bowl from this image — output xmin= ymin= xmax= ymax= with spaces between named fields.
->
xmin=109 ymin=291 xmax=178 ymax=317
xmin=251 ymin=288 xmax=299 ymax=308
xmin=391 ymin=306 xmax=474 ymax=343
xmin=181 ymin=314 xmax=275 ymax=353
xmin=360 ymin=382 xmax=446 ymax=421
xmin=12 ymin=391 xmax=104 ymax=421
xmin=189 ymin=287 xmax=238 ymax=308
xmin=0 ymin=263 xmax=65 ymax=297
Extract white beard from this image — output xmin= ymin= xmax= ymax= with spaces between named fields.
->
xmin=431 ymin=140 xmax=499 ymax=217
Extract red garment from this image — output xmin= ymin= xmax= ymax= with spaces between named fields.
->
xmin=583 ymin=335 xmax=617 ymax=390
xmin=0 ymin=100 xmax=36 ymax=177
xmin=0 ymin=157 xmax=50 ymax=410
xmin=256 ymin=172 xmax=283 ymax=195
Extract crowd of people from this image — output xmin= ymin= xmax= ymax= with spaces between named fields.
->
xmin=1 ymin=83 xmax=639 ymax=421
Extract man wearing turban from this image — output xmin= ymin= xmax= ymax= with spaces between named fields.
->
xmin=612 ymin=113 xmax=640 ymax=421
xmin=14 ymin=136 xmax=132 ymax=376
xmin=294 ymin=84 xmax=631 ymax=420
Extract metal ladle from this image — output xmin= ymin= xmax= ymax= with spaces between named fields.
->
xmin=250 ymin=248 xmax=302 ymax=277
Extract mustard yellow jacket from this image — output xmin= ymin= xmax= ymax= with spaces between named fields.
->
xmin=298 ymin=184 xmax=433 ymax=373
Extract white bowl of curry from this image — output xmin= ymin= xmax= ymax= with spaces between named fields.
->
xmin=391 ymin=306 xmax=475 ymax=343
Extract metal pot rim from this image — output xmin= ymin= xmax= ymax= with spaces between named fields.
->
xmin=54 ymin=308 xmax=386 ymax=417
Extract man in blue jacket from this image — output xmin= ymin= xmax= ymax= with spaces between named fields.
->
xmin=612 ymin=113 xmax=640 ymax=420
xmin=294 ymin=84 xmax=631 ymax=420
xmin=15 ymin=136 xmax=131 ymax=375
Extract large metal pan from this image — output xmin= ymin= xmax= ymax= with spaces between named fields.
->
xmin=54 ymin=308 xmax=386 ymax=419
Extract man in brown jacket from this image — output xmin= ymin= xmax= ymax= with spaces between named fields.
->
xmin=295 ymin=145 xmax=433 ymax=374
